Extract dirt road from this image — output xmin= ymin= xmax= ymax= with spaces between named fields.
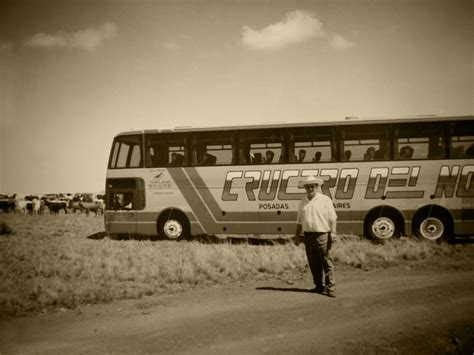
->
xmin=1 ymin=267 xmax=473 ymax=354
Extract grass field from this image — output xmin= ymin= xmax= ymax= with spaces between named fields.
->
xmin=0 ymin=213 xmax=472 ymax=318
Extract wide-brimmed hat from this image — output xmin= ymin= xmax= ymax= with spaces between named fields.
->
xmin=298 ymin=175 xmax=325 ymax=188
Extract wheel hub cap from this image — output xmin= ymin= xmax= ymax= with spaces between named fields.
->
xmin=420 ymin=217 xmax=444 ymax=240
xmin=372 ymin=217 xmax=395 ymax=239
xmin=163 ymin=219 xmax=182 ymax=239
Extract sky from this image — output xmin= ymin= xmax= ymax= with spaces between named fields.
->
xmin=0 ymin=0 xmax=472 ymax=194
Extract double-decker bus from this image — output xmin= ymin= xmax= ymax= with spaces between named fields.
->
xmin=104 ymin=115 xmax=474 ymax=242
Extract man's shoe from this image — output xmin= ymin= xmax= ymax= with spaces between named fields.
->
xmin=327 ymin=290 xmax=336 ymax=298
xmin=309 ymin=287 xmax=325 ymax=294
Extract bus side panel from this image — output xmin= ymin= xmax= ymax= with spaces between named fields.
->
xmin=186 ymin=160 xmax=473 ymax=237
xmin=106 ymin=168 xmax=198 ymax=236
xmin=106 ymin=159 xmax=473 ymax=237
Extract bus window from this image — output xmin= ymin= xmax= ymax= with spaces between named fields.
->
xmin=449 ymin=121 xmax=474 ymax=158
xmin=394 ymin=122 xmax=445 ymax=160
xmin=239 ymin=129 xmax=284 ymax=164
xmin=116 ymin=145 xmax=130 ymax=167
xmin=169 ymin=150 xmax=185 ymax=166
xmin=144 ymin=133 xmax=187 ymax=167
xmin=341 ymin=125 xmax=389 ymax=161
xmin=167 ymin=135 xmax=187 ymax=166
xmin=109 ymin=135 xmax=143 ymax=169
xmin=191 ymin=131 xmax=236 ymax=166
xmin=129 ymin=145 xmax=141 ymax=167
xmin=291 ymin=126 xmax=335 ymax=163
xmin=106 ymin=178 xmax=145 ymax=211
xmin=250 ymin=143 xmax=280 ymax=164
xmin=113 ymin=192 xmax=134 ymax=210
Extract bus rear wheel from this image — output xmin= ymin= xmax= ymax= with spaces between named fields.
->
xmin=366 ymin=214 xmax=400 ymax=241
xmin=157 ymin=212 xmax=190 ymax=240
xmin=415 ymin=215 xmax=449 ymax=242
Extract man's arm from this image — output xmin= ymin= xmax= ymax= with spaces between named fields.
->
xmin=326 ymin=197 xmax=337 ymax=235
xmin=295 ymin=223 xmax=302 ymax=239
xmin=295 ymin=199 xmax=303 ymax=241
xmin=327 ymin=219 xmax=336 ymax=250
xmin=327 ymin=198 xmax=337 ymax=251
xmin=329 ymin=218 xmax=337 ymax=235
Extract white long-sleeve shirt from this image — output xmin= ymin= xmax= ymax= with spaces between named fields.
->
xmin=297 ymin=193 xmax=337 ymax=233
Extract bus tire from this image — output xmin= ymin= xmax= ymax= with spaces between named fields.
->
xmin=156 ymin=211 xmax=190 ymax=240
xmin=365 ymin=212 xmax=401 ymax=242
xmin=413 ymin=209 xmax=452 ymax=243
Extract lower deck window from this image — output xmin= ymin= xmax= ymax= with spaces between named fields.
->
xmin=106 ymin=178 xmax=145 ymax=210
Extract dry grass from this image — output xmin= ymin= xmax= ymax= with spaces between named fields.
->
xmin=332 ymin=234 xmax=467 ymax=269
xmin=0 ymin=213 xmax=472 ymax=317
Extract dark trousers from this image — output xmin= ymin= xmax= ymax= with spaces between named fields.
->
xmin=303 ymin=232 xmax=335 ymax=292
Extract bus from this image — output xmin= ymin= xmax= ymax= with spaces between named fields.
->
xmin=104 ymin=115 xmax=474 ymax=242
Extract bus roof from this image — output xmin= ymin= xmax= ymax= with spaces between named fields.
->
xmin=115 ymin=114 xmax=474 ymax=136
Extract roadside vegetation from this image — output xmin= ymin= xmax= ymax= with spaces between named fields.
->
xmin=0 ymin=214 xmax=472 ymax=317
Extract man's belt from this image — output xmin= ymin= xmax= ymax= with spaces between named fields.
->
xmin=304 ymin=232 xmax=329 ymax=237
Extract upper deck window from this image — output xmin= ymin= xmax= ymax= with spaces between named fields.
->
xmin=341 ymin=125 xmax=390 ymax=161
xmin=109 ymin=135 xmax=143 ymax=169
xmin=290 ymin=126 xmax=336 ymax=163
xmin=190 ymin=131 xmax=236 ymax=166
xmin=394 ymin=122 xmax=445 ymax=160
xmin=449 ymin=121 xmax=474 ymax=158
xmin=145 ymin=133 xmax=187 ymax=167
xmin=239 ymin=129 xmax=285 ymax=164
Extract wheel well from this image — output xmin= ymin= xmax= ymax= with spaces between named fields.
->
xmin=156 ymin=208 xmax=190 ymax=232
xmin=364 ymin=205 xmax=405 ymax=236
xmin=411 ymin=205 xmax=454 ymax=236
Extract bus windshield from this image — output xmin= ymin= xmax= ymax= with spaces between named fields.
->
xmin=109 ymin=135 xmax=142 ymax=169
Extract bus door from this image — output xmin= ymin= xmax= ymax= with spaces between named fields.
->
xmin=105 ymin=178 xmax=145 ymax=236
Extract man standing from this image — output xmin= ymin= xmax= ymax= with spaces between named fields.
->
xmin=295 ymin=176 xmax=337 ymax=298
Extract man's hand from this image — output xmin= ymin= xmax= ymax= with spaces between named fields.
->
xmin=294 ymin=235 xmax=303 ymax=245
xmin=294 ymin=224 xmax=302 ymax=244
xmin=327 ymin=232 xmax=333 ymax=252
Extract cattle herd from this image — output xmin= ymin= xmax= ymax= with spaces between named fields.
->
xmin=0 ymin=193 xmax=106 ymax=216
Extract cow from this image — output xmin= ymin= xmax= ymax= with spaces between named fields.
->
xmin=26 ymin=201 xmax=33 ymax=214
xmin=95 ymin=199 xmax=105 ymax=216
xmin=24 ymin=195 xmax=39 ymax=215
xmin=45 ymin=200 xmax=68 ymax=215
xmin=80 ymin=200 xmax=104 ymax=216
xmin=32 ymin=198 xmax=42 ymax=215
xmin=68 ymin=200 xmax=84 ymax=213
xmin=0 ymin=195 xmax=15 ymax=213
xmin=15 ymin=197 xmax=28 ymax=214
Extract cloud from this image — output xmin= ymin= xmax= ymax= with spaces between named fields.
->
xmin=329 ymin=34 xmax=355 ymax=51
xmin=178 ymin=34 xmax=192 ymax=40
xmin=162 ymin=34 xmax=192 ymax=51
xmin=0 ymin=41 xmax=12 ymax=52
xmin=241 ymin=10 xmax=324 ymax=50
xmin=195 ymin=49 xmax=225 ymax=59
xmin=24 ymin=22 xmax=117 ymax=51
xmin=163 ymin=42 xmax=181 ymax=51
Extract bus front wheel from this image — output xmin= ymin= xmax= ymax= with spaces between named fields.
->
xmin=157 ymin=212 xmax=190 ymax=240
xmin=366 ymin=214 xmax=400 ymax=241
